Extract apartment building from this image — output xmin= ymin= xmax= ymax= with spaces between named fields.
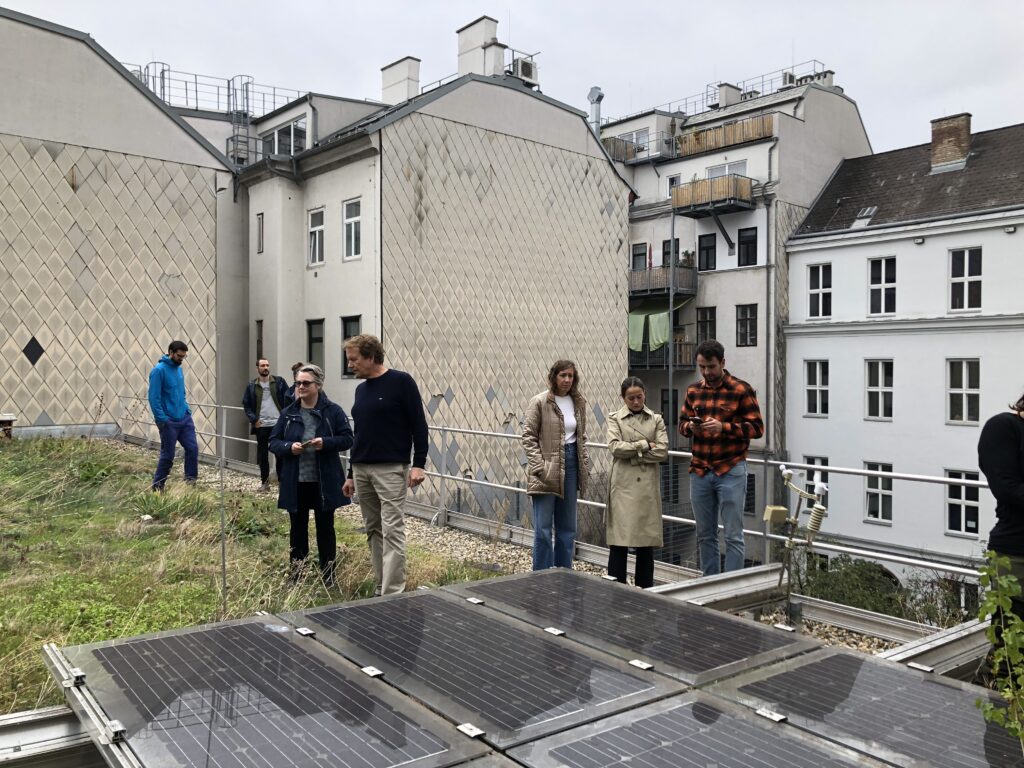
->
xmin=785 ymin=114 xmax=1024 ymax=578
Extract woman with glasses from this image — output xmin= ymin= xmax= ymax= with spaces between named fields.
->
xmin=270 ymin=364 xmax=353 ymax=585
xmin=606 ymin=376 xmax=667 ymax=588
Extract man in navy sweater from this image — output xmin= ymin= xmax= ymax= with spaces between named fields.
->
xmin=342 ymin=334 xmax=428 ymax=596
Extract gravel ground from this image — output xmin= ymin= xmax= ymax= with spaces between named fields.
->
xmin=109 ymin=439 xmax=901 ymax=652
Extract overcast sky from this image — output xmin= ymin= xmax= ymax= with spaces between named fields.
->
xmin=7 ymin=0 xmax=1023 ymax=152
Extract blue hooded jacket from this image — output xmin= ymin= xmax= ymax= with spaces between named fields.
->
xmin=148 ymin=355 xmax=190 ymax=424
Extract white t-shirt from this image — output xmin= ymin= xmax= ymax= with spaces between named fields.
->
xmin=555 ymin=395 xmax=577 ymax=444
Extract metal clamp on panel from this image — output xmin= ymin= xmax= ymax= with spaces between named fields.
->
xmin=755 ymin=708 xmax=788 ymax=723
xmin=106 ymin=719 xmax=127 ymax=742
xmin=907 ymin=661 xmax=934 ymax=673
xmin=69 ymin=667 xmax=87 ymax=687
xmin=772 ymin=623 xmax=796 ymax=632
xmin=466 ymin=597 xmax=485 ymax=605
xmin=296 ymin=627 xmax=316 ymax=638
xmin=600 ymin=574 xmax=619 ymax=581
xmin=360 ymin=666 xmax=384 ymax=678
xmin=544 ymin=627 xmax=565 ymax=637
xmin=628 ymin=659 xmax=654 ymax=670
xmin=457 ymin=723 xmax=485 ymax=738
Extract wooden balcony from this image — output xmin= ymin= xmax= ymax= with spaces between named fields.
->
xmin=671 ymin=174 xmax=755 ymax=218
xmin=628 ymin=339 xmax=696 ymax=371
xmin=628 ymin=264 xmax=698 ymax=296
xmin=676 ymin=114 xmax=774 ymax=158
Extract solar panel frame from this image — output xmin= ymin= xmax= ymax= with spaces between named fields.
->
xmin=50 ymin=615 xmax=490 ymax=768
xmin=709 ymin=647 xmax=1024 ymax=768
xmin=444 ymin=569 xmax=817 ymax=685
xmin=507 ymin=691 xmax=887 ymax=768
xmin=280 ymin=590 xmax=685 ymax=749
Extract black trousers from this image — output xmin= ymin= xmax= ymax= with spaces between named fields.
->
xmin=255 ymin=426 xmax=276 ymax=483
xmin=290 ymin=482 xmax=336 ymax=573
xmin=608 ymin=545 xmax=655 ymax=589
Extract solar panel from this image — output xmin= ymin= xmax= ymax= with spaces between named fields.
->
xmin=508 ymin=693 xmax=884 ymax=768
xmin=281 ymin=591 xmax=684 ymax=748
xmin=51 ymin=616 xmax=488 ymax=768
xmin=712 ymin=648 xmax=1023 ymax=767
xmin=448 ymin=569 xmax=815 ymax=684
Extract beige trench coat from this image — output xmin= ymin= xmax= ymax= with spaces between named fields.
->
xmin=606 ymin=405 xmax=668 ymax=547
xmin=522 ymin=390 xmax=591 ymax=497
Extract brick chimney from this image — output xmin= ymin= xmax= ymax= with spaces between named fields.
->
xmin=930 ymin=113 xmax=971 ymax=172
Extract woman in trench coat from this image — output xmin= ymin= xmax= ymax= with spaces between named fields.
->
xmin=606 ymin=376 xmax=668 ymax=588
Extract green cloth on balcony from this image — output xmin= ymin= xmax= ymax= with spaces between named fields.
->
xmin=628 ymin=312 xmax=646 ymax=352
xmin=648 ymin=311 xmax=670 ymax=351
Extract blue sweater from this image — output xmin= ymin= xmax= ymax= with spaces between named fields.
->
xmin=148 ymin=355 xmax=190 ymax=424
xmin=349 ymin=369 xmax=428 ymax=472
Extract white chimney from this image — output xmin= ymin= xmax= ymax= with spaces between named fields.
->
xmin=718 ymin=82 xmax=741 ymax=107
xmin=457 ymin=15 xmax=503 ymax=77
xmin=381 ymin=56 xmax=420 ymax=104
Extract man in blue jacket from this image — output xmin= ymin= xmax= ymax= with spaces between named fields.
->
xmin=148 ymin=340 xmax=198 ymax=490
xmin=242 ymin=358 xmax=289 ymax=491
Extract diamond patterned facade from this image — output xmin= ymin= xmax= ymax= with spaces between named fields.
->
xmin=0 ymin=133 xmax=217 ymax=448
xmin=379 ymin=112 xmax=630 ymax=543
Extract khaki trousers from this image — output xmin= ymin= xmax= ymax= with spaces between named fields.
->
xmin=353 ymin=463 xmax=408 ymax=595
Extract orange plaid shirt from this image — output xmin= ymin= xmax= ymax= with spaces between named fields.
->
xmin=680 ymin=371 xmax=763 ymax=476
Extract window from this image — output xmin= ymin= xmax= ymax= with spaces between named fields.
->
xmin=737 ymin=227 xmax=757 ymax=267
xmin=341 ymin=316 xmax=361 ymax=376
xmin=616 ymin=128 xmax=649 ymax=149
xmin=950 ymin=247 xmax=982 ymax=310
xmin=343 ymin=199 xmax=361 ymax=260
xmin=256 ymin=213 xmax=264 ymax=254
xmin=808 ymin=264 xmax=832 ymax=318
xmin=865 ymin=461 xmax=893 ymax=522
xmin=662 ymin=238 xmax=679 ymax=265
xmin=744 ymin=473 xmax=756 ymax=515
xmin=851 ymin=206 xmax=877 ymax=228
xmin=946 ymin=470 xmax=980 ymax=536
xmin=736 ymin=304 xmax=757 ymax=347
xmin=261 ymin=116 xmax=307 ymax=157
xmin=805 ymin=360 xmax=829 ymax=416
xmin=947 ymin=359 xmax=980 ymax=423
xmin=696 ymin=307 xmax=716 ymax=344
xmin=698 ymin=233 xmax=716 ymax=271
xmin=308 ymin=209 xmax=324 ymax=265
xmin=868 ymin=256 xmax=896 ymax=314
xmin=707 ymin=160 xmax=747 ymax=178
xmin=631 ymin=243 xmax=648 ymax=271
xmin=661 ymin=388 xmax=680 ymax=437
xmin=667 ymin=174 xmax=681 ymax=196
xmin=803 ymin=456 xmax=829 ymax=511
xmin=807 ymin=552 xmax=829 ymax=572
xmin=255 ymin=320 xmax=263 ymax=362
xmin=865 ymin=360 xmax=894 ymax=419
xmin=306 ymin=320 xmax=324 ymax=369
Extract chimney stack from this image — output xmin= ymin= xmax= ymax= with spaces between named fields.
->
xmin=718 ymin=82 xmax=741 ymax=108
xmin=457 ymin=15 xmax=505 ymax=77
xmin=588 ymin=87 xmax=604 ymax=136
xmin=381 ymin=57 xmax=420 ymax=105
xmin=930 ymin=113 xmax=972 ymax=172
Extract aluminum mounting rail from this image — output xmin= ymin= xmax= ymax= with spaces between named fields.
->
xmin=877 ymin=618 xmax=991 ymax=680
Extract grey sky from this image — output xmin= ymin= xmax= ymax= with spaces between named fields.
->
xmin=7 ymin=0 xmax=1023 ymax=152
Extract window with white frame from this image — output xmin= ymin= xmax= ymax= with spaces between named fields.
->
xmin=308 ymin=209 xmax=324 ymax=265
xmin=707 ymin=160 xmax=747 ymax=178
xmin=865 ymin=461 xmax=893 ymax=522
xmin=667 ymin=175 xmax=681 ymax=196
xmin=945 ymin=470 xmax=980 ymax=536
xmin=343 ymin=199 xmax=361 ymax=260
xmin=805 ymin=360 xmax=829 ymax=416
xmin=947 ymin=359 xmax=980 ymax=423
xmin=808 ymin=263 xmax=831 ymax=318
xmin=868 ymin=256 xmax=896 ymax=314
xmin=865 ymin=360 xmax=893 ymax=419
xmin=803 ymin=456 xmax=829 ymax=511
xmin=256 ymin=212 xmax=264 ymax=254
xmin=736 ymin=304 xmax=757 ymax=347
xmin=261 ymin=117 xmax=307 ymax=157
xmin=949 ymin=247 xmax=982 ymax=311
xmin=617 ymin=128 xmax=649 ymax=150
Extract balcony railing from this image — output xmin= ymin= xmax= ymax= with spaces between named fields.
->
xmin=629 ymin=339 xmax=696 ymax=370
xmin=602 ymin=131 xmax=678 ymax=164
xmin=671 ymin=174 xmax=755 ymax=218
xmin=629 ymin=264 xmax=697 ymax=295
xmin=676 ymin=114 xmax=774 ymax=158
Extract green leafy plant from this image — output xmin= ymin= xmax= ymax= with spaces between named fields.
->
xmin=977 ymin=551 xmax=1024 ymax=754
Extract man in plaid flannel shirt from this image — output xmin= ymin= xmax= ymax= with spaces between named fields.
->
xmin=679 ymin=339 xmax=764 ymax=575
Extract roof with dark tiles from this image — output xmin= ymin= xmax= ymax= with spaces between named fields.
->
xmin=794 ymin=122 xmax=1024 ymax=236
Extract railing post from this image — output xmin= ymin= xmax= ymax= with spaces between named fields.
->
xmin=217 ymin=404 xmax=228 ymax=617
xmin=438 ymin=427 xmax=448 ymax=528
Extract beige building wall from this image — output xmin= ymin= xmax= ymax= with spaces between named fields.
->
xmin=379 ymin=108 xmax=630 ymax=539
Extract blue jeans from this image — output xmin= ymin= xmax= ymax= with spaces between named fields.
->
xmin=532 ymin=442 xmax=578 ymax=570
xmin=690 ymin=461 xmax=747 ymax=576
xmin=152 ymin=413 xmax=199 ymax=489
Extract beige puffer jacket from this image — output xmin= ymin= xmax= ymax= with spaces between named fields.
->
xmin=522 ymin=390 xmax=591 ymax=497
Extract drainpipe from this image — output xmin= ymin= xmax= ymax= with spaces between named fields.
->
xmin=588 ymin=87 xmax=604 ymax=137
xmin=762 ymin=135 xmax=779 ymax=565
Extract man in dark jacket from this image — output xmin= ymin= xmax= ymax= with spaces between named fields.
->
xmin=242 ymin=358 xmax=289 ymax=491
xmin=148 ymin=340 xmax=198 ymax=490
xmin=270 ymin=364 xmax=353 ymax=584
xmin=980 ymin=391 xmax=1024 ymax=619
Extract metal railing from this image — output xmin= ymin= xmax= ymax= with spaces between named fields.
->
xmin=628 ymin=265 xmax=697 ymax=294
xmin=671 ymin=173 xmax=755 ymax=210
xmin=677 ymin=113 xmax=774 ymax=158
xmin=602 ymin=131 xmax=679 ymax=163
xmin=628 ymin=340 xmax=696 ymax=371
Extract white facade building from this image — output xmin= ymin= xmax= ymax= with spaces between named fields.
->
xmin=785 ymin=114 xmax=1024 ymax=574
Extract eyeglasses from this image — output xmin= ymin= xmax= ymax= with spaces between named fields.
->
xmin=294 ymin=381 xmax=316 ymax=388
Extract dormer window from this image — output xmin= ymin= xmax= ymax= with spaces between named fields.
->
xmin=261 ymin=117 xmax=308 ymax=158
